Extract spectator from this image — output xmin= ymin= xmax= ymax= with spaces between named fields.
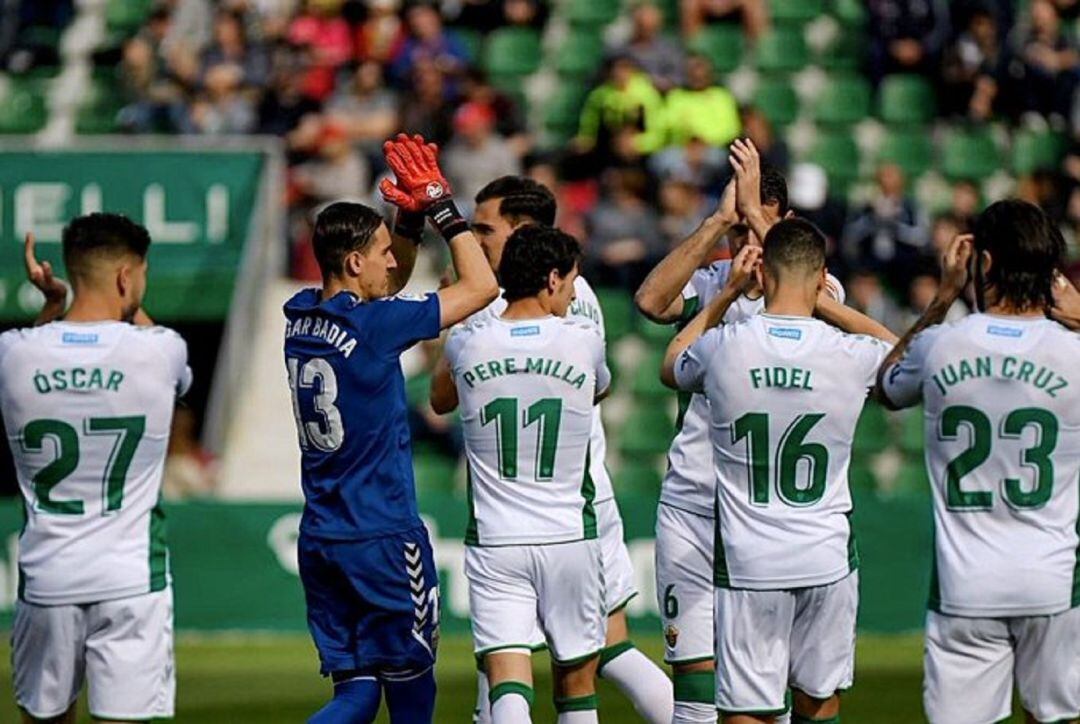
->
xmin=200 ymin=9 xmax=270 ymax=89
xmin=502 ymin=0 xmax=549 ymax=30
xmin=583 ymin=167 xmax=664 ymax=290
xmin=950 ymin=179 xmax=982 ymax=224
xmin=740 ymin=104 xmax=789 ymax=171
xmin=846 ymin=268 xmax=906 ymax=332
xmin=292 ymin=120 xmax=371 ymax=204
xmin=442 ymin=102 xmax=522 ymax=205
xmin=388 ymin=3 xmax=469 ymax=88
xmin=460 ymin=68 xmax=529 ymax=154
xmin=788 ymin=163 xmax=847 ymax=268
xmin=325 ymin=61 xmax=400 ymax=157
xmin=398 ymin=58 xmax=456 ymax=146
xmin=181 ymin=63 xmax=258 ymax=134
xmin=930 ymin=211 xmax=970 ymax=258
xmin=119 ymin=7 xmax=191 ymax=133
xmin=162 ymin=0 xmax=214 ymax=58
xmin=682 ymin=0 xmax=768 ymax=42
xmin=902 ymin=268 xmax=968 ymax=327
xmin=1013 ymin=0 xmax=1079 ymax=121
xmin=649 ymin=137 xmax=727 ymax=195
xmin=256 ymin=48 xmax=323 ymax=138
xmin=841 ymin=163 xmax=930 ymax=291
xmin=620 ymin=3 xmax=685 ymax=93
xmin=287 ymin=0 xmax=352 ymax=101
xmin=868 ymin=0 xmax=950 ymax=81
xmin=664 ymin=54 xmax=740 ymax=147
xmin=940 ymin=5 xmax=1011 ymax=119
xmin=575 ymin=55 xmax=666 ymax=161
xmin=355 ymin=0 xmax=408 ymax=64
xmin=658 ymin=174 xmax=708 ymax=248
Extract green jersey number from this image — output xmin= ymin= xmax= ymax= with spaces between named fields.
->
xmin=732 ymin=412 xmax=829 ymax=507
xmin=21 ymin=416 xmax=147 ymax=515
xmin=481 ymin=397 xmax=563 ymax=481
xmin=940 ymin=405 xmax=1058 ymax=510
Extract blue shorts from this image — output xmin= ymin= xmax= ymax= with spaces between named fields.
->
xmin=298 ymin=525 xmax=439 ymax=676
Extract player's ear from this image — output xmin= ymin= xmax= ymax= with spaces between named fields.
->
xmin=546 ymin=268 xmax=559 ymax=296
xmin=344 ymin=250 xmax=363 ymax=278
xmin=979 ymin=249 xmax=993 ymax=278
xmin=117 ymin=262 xmax=131 ymax=299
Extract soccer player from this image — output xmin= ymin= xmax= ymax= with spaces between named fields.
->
xmin=877 ymin=200 xmax=1080 ymax=724
xmin=464 ymin=175 xmax=673 ymax=723
xmin=1 ymin=214 xmax=191 ymax=723
xmin=662 ymin=220 xmax=896 ymax=724
xmin=432 ymin=224 xmax=609 ymax=724
xmin=634 ymin=140 xmax=842 ymax=724
xmin=284 ymin=134 xmax=497 ymax=723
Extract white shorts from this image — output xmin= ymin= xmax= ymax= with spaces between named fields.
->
xmin=12 ymin=589 xmax=175 ymax=720
xmin=596 ymin=497 xmax=637 ymax=615
xmin=715 ymin=573 xmax=858 ymax=715
xmin=924 ymin=607 xmax=1080 ymax=724
xmin=466 ymin=539 xmax=606 ymax=664
xmin=655 ymin=503 xmax=714 ymax=664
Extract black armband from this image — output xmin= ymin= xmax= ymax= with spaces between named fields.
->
xmin=393 ymin=209 xmax=426 ymax=244
xmin=426 ymin=199 xmax=470 ymax=242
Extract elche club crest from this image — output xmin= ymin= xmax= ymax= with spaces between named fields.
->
xmin=425 ymin=182 xmax=446 ymax=200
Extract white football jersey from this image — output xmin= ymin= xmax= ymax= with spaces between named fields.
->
xmin=675 ymin=314 xmax=890 ymax=590
xmin=464 ymin=275 xmax=614 ymax=502
xmin=663 ymin=260 xmax=845 ymax=516
xmin=882 ymin=314 xmax=1080 ymax=617
xmin=0 ymin=322 xmax=191 ymax=606
xmin=445 ymin=314 xmax=611 ymax=546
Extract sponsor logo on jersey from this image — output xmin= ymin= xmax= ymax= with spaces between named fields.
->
xmin=61 ymin=332 xmax=99 ymax=345
xmin=767 ymin=327 xmax=802 ymax=340
xmin=987 ymin=325 xmax=1023 ymax=338
xmin=664 ymin=624 xmax=679 ymax=648
xmin=510 ymin=326 xmax=540 ymax=337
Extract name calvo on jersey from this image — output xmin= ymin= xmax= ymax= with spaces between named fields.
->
xmin=284 ymin=315 xmax=358 ymax=358
xmin=461 ymin=357 xmax=589 ymax=390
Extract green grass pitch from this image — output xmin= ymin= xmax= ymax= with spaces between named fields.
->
xmin=0 ymin=633 xmax=1026 ymax=722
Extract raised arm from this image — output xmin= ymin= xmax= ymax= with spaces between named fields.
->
xmin=730 ymin=138 xmax=775 ymax=245
xmin=814 ymin=296 xmax=898 ymax=345
xmin=379 ymin=134 xmax=498 ymax=328
xmin=388 ymin=209 xmax=423 ymax=295
xmin=429 ymin=355 xmax=458 ymax=414
xmin=661 ymin=245 xmax=760 ymax=388
xmin=24 ymin=232 xmax=68 ymax=325
xmin=873 ymin=234 xmax=972 ymax=406
xmin=1050 ymin=271 xmax=1080 ymax=332
xmin=634 ymin=179 xmax=738 ymax=323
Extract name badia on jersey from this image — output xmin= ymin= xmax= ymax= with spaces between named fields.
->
xmin=882 ymin=314 xmax=1080 ymax=617
xmin=283 ymin=289 xmax=441 ymax=541
xmin=0 ymin=322 xmax=191 ymax=606
xmin=674 ymin=314 xmax=890 ymax=590
xmin=664 ymin=260 xmax=846 ymax=518
xmin=457 ymin=276 xmax=615 ymax=504
xmin=445 ymin=314 xmax=611 ymax=546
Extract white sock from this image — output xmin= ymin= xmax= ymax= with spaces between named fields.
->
xmin=556 ymin=712 xmax=598 ymax=724
xmin=673 ymin=701 xmax=717 ymax=723
xmin=474 ymin=671 xmax=492 ymax=724
xmin=599 ymin=646 xmax=674 ymax=724
xmin=492 ymin=692 xmax=531 ymax=724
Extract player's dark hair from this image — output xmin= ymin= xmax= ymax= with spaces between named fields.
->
xmin=499 ymin=225 xmax=580 ymax=302
xmin=762 ymin=218 xmax=826 ymax=278
xmin=475 ymin=176 xmax=557 ymax=227
xmin=972 ymin=199 xmax=1065 ymax=312
xmin=62 ymin=213 xmax=151 ymax=280
xmin=312 ymin=202 xmax=384 ymax=280
xmin=761 ymin=164 xmax=788 ymax=215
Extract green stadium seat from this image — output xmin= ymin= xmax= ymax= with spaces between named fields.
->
xmin=941 ymin=127 xmax=998 ymax=181
xmin=753 ymin=76 xmax=799 ymax=127
xmin=853 ymin=402 xmax=890 ymax=456
xmin=637 ymin=318 xmax=673 ymax=347
xmin=106 ymin=0 xmax=154 ymax=33
xmin=755 ymin=27 xmax=809 ymax=73
xmin=483 ymin=28 xmax=542 ymax=77
xmin=813 ymin=74 xmax=871 ymax=126
xmin=455 ymin=28 xmax=483 ymax=64
xmin=0 ymin=79 xmax=47 ymax=134
xmin=596 ymin=286 xmax=635 ymax=341
xmin=545 ymin=82 xmax=589 ymax=142
xmin=614 ymin=463 xmax=663 ymax=496
xmin=556 ymin=29 xmax=605 ymax=78
xmin=619 ymin=404 xmax=675 ymax=460
xmin=769 ymin=0 xmax=825 ymax=25
xmin=830 ymin=0 xmax=868 ymax=26
xmin=1011 ymin=130 xmax=1066 ymax=175
xmin=564 ymin=0 xmax=621 ymax=27
xmin=631 ymin=351 xmax=670 ymax=399
xmin=808 ymin=131 xmax=860 ymax=196
xmin=877 ymin=74 xmax=936 ymax=125
xmin=688 ymin=24 xmax=744 ymax=74
xmin=878 ymin=128 xmax=935 ymax=180
xmin=76 ymin=77 xmax=125 ymax=134
xmin=816 ymin=33 xmax=865 ymax=72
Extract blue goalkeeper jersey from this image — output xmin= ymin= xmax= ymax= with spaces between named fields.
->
xmin=283 ymin=288 xmax=441 ymax=540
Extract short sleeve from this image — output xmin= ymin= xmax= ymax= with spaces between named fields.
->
xmin=365 ymin=293 xmax=442 ymax=355
xmin=155 ymin=327 xmax=193 ymax=397
xmin=880 ymin=328 xmax=939 ymax=409
xmin=443 ymin=324 xmax=468 ymax=371
xmin=679 ymin=263 xmax=730 ymax=324
xmin=844 ymin=334 xmax=892 ymax=391
xmin=673 ymin=328 xmax=721 ymax=393
xmin=591 ymin=330 xmax=611 ymax=396
xmin=0 ymin=329 xmax=20 ymax=368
